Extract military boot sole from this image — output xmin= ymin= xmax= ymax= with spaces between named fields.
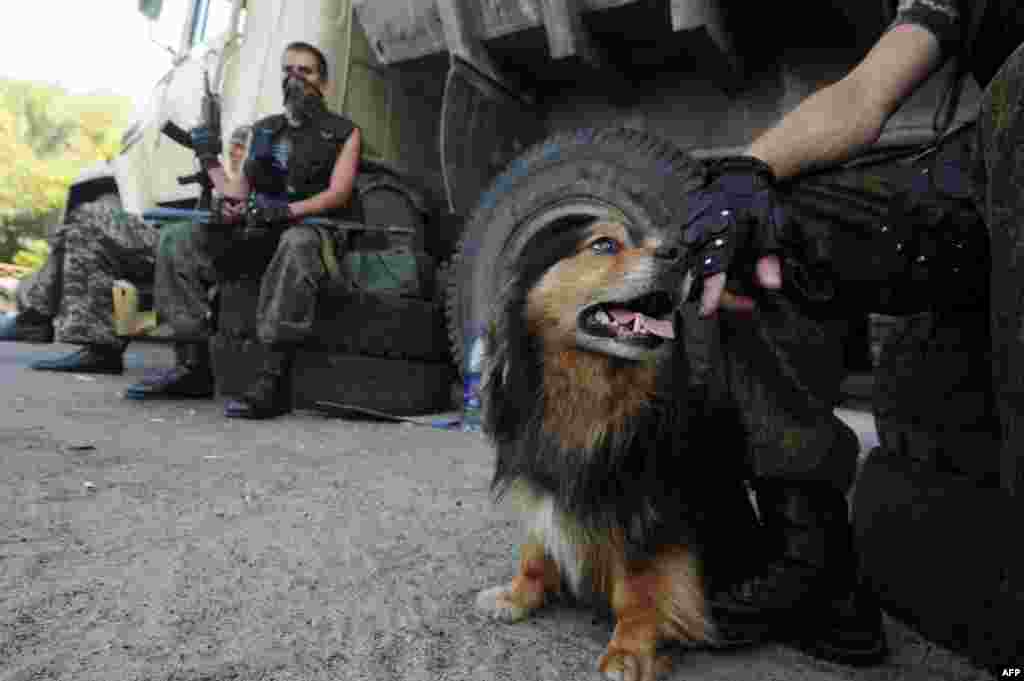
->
xmin=123 ymin=367 xmax=215 ymax=400
xmin=793 ymin=630 xmax=889 ymax=667
xmin=708 ymin=591 xmax=888 ymax=666
xmin=223 ymin=400 xmax=292 ymax=419
xmin=124 ymin=386 xmax=214 ymax=400
xmin=790 ymin=586 xmax=889 ymax=667
xmin=0 ymin=319 xmax=54 ymax=344
xmin=30 ymin=359 xmax=123 ymax=374
xmin=1 ymin=330 xmax=55 ymax=343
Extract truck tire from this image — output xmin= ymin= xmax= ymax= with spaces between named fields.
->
xmin=445 ymin=127 xmax=703 ymax=372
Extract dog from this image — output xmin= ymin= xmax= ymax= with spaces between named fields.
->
xmin=474 ymin=219 xmax=761 ymax=680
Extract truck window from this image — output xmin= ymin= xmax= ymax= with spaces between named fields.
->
xmin=189 ymin=0 xmax=245 ymax=50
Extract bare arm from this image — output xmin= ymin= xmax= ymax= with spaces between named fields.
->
xmin=289 ymin=128 xmax=362 ymax=219
xmin=205 ymin=165 xmax=250 ymax=200
xmin=748 ymin=24 xmax=945 ymax=180
xmin=702 ymin=23 xmax=946 ymax=316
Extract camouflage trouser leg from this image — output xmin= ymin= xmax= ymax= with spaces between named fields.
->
xmin=47 ymin=205 xmax=157 ymax=347
xmin=974 ymin=40 xmax=1024 ymax=495
xmin=255 ymin=225 xmax=326 ymax=346
xmin=720 ymin=296 xmax=859 ymax=492
xmin=16 ymin=196 xmax=126 ymax=317
xmin=15 ymin=237 xmax=63 ymax=317
xmin=153 ymin=222 xmax=223 ymax=338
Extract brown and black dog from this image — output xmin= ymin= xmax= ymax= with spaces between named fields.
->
xmin=475 ymin=219 xmax=761 ymax=680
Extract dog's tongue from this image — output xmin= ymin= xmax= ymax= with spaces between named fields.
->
xmin=607 ymin=308 xmax=675 ymax=339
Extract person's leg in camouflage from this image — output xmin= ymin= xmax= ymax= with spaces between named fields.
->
xmin=29 ymin=203 xmax=157 ymax=374
xmin=974 ymin=41 xmax=1024 ymax=498
xmin=0 ymin=205 xmax=87 ymax=343
xmin=124 ymin=222 xmax=225 ymax=399
xmin=972 ymin=44 xmax=1024 ymax=642
xmin=224 ymin=225 xmax=327 ymax=419
xmin=0 ymin=246 xmax=60 ymax=343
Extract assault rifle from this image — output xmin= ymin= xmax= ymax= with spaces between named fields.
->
xmin=140 ymin=207 xmax=413 ymax=236
xmin=173 ymin=69 xmax=222 ymax=208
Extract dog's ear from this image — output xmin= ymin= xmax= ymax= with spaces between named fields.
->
xmin=480 ymin=323 xmax=503 ymax=406
xmin=480 ymin=278 xmax=533 ymax=439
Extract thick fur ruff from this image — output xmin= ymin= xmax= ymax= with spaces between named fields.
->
xmin=477 ymin=220 xmax=758 ymax=671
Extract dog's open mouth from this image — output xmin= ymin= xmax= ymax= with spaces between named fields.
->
xmin=579 ymin=291 xmax=676 ymax=346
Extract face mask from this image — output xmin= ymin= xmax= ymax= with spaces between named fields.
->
xmin=282 ymin=75 xmax=323 ymax=124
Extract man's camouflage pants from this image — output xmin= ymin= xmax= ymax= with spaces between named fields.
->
xmin=974 ymin=40 xmax=1024 ymax=495
xmin=156 ymin=222 xmax=330 ymax=346
xmin=16 ymin=201 xmax=158 ymax=348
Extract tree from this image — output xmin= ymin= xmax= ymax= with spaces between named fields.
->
xmin=0 ymin=78 xmax=132 ymax=262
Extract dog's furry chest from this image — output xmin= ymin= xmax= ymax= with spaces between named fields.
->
xmin=520 ymin=489 xmax=610 ymax=601
xmin=510 ymin=476 xmax=690 ymax=602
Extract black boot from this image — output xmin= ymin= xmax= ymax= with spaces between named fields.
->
xmin=223 ymin=347 xmax=293 ymax=419
xmin=710 ymin=479 xmax=888 ymax=666
xmin=124 ymin=343 xmax=214 ymax=400
xmin=30 ymin=344 xmax=123 ymax=374
xmin=0 ymin=310 xmax=54 ymax=343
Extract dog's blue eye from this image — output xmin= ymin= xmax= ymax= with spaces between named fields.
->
xmin=591 ymin=238 xmax=620 ymax=255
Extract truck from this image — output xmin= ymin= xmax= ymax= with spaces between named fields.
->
xmin=65 ymin=1 xmax=1015 ymax=670
xmin=72 ymin=0 xmax=976 ymax=369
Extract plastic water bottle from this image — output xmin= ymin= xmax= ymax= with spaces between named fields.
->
xmin=461 ymin=335 xmax=486 ymax=433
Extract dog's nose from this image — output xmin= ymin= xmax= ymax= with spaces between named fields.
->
xmin=653 ymin=245 xmax=681 ymax=261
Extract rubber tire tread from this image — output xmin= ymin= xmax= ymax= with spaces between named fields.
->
xmin=444 ymin=126 xmax=704 ymax=374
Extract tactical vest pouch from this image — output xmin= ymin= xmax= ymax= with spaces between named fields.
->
xmin=244 ymin=126 xmax=286 ymax=196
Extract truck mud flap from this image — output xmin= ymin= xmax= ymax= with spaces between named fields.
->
xmin=440 ymin=57 xmax=544 ymax=216
xmin=852 ymin=449 xmax=1021 ymax=673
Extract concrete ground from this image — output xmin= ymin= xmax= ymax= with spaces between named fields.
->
xmin=0 ymin=341 xmax=992 ymax=681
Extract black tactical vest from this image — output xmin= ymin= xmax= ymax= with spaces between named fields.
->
xmin=245 ymin=103 xmax=362 ymax=221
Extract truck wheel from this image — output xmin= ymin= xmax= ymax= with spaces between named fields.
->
xmin=445 ymin=127 xmax=703 ymax=372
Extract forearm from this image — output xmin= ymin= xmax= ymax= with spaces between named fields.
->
xmin=206 ymin=166 xmax=249 ymax=199
xmin=286 ymin=128 xmax=361 ymax=220
xmin=747 ymin=77 xmax=887 ymax=181
xmin=288 ymin=187 xmax=353 ymax=220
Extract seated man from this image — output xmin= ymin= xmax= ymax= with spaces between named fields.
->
xmin=125 ymin=41 xmax=362 ymax=421
xmin=0 ymin=127 xmax=252 ymax=374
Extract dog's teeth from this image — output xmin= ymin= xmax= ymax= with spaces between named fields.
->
xmin=595 ymin=310 xmax=611 ymax=325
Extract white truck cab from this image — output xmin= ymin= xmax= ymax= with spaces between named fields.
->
xmin=65 ymin=0 xmax=437 ymax=219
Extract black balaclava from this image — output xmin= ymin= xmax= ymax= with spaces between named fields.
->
xmin=282 ymin=74 xmax=325 ymax=125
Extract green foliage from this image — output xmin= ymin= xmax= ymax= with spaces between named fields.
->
xmin=0 ymin=78 xmax=132 ymax=262
xmin=12 ymin=238 xmax=50 ymax=272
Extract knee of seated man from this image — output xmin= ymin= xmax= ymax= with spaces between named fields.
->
xmin=277 ymin=225 xmax=322 ymax=252
xmin=157 ymin=221 xmax=199 ymax=257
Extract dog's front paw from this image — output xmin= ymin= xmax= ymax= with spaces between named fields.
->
xmin=597 ymin=647 xmax=672 ymax=681
xmin=475 ymin=583 xmax=537 ymax=623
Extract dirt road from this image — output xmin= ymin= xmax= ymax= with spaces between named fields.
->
xmin=1 ymin=343 xmax=991 ymax=681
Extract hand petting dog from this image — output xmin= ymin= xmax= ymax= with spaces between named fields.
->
xmin=684 ymin=156 xmax=785 ymax=317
